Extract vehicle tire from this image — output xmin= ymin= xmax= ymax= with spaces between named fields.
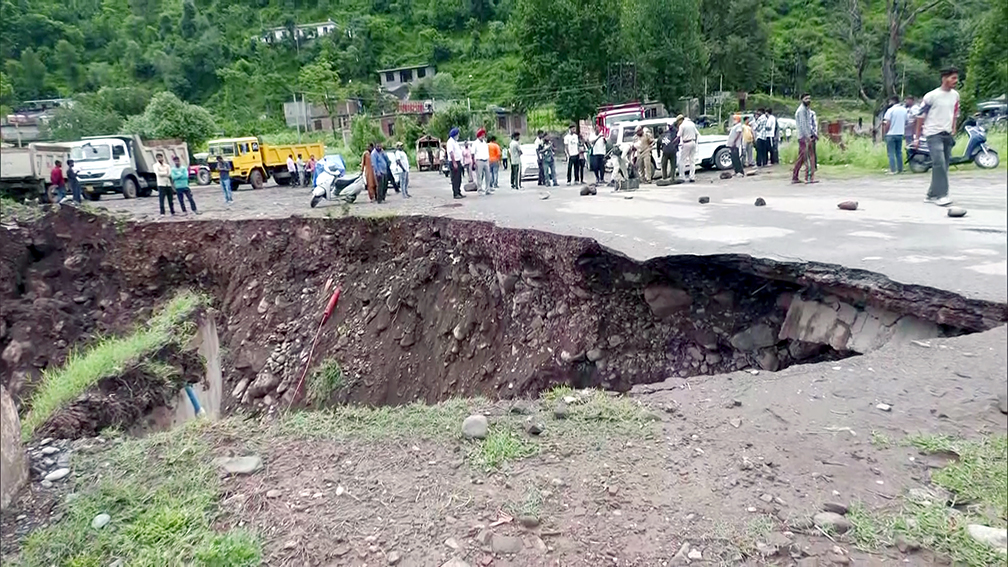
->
xmin=249 ymin=169 xmax=265 ymax=190
xmin=908 ymin=154 xmax=930 ymax=174
xmin=310 ymin=194 xmax=323 ymax=208
xmin=45 ymin=184 xmax=57 ymax=203
xmin=713 ymin=147 xmax=732 ymax=170
xmin=197 ymin=168 xmax=211 ymax=186
xmin=974 ymin=149 xmax=999 ymax=169
xmin=122 ymin=177 xmax=137 ymax=199
xmin=86 ymin=192 xmax=101 ymax=201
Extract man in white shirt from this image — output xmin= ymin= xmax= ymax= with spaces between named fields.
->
xmin=446 ymin=128 xmax=464 ymax=199
xmin=754 ymin=109 xmax=769 ymax=167
xmin=508 ymin=132 xmax=523 ymax=190
xmin=286 ymin=154 xmax=297 ymax=185
xmin=726 ymin=116 xmax=745 ymax=177
xmin=916 ymin=68 xmax=960 ymax=206
xmin=677 ymin=116 xmax=699 ymax=183
xmin=882 ymin=96 xmax=909 ymax=174
xmin=765 ymin=109 xmax=779 ymax=165
xmin=473 ymin=128 xmax=491 ymax=195
xmin=563 ymin=125 xmax=582 ymax=185
xmin=389 ymin=141 xmax=411 ymax=199
xmin=590 ymin=125 xmax=607 ymax=183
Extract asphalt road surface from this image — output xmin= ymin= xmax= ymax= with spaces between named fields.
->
xmin=92 ymin=165 xmax=1008 ymax=302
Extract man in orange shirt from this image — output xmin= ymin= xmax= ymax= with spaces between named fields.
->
xmin=488 ymin=135 xmax=502 ymax=190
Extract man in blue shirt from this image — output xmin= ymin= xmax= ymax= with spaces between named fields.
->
xmin=370 ymin=143 xmax=389 ymax=203
xmin=170 ymin=156 xmax=198 ymax=214
xmin=882 ymin=96 xmax=909 ymax=174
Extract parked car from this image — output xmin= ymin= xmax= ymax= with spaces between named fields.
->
xmin=519 ymin=143 xmax=540 ymax=180
xmin=188 ymin=152 xmax=211 ymax=185
xmin=609 ymin=118 xmax=733 ymax=171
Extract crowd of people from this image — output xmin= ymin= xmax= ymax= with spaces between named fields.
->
xmin=360 ymin=141 xmax=412 ymax=203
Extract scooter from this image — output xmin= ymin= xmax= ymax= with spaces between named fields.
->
xmin=906 ymin=121 xmax=1000 ymax=173
xmin=310 ymin=169 xmax=364 ymax=208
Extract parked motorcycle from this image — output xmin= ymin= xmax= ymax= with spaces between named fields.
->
xmin=310 ymin=157 xmax=365 ymax=208
xmin=906 ymin=121 xmax=1000 ymax=173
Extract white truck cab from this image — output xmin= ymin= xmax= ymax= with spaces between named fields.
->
xmin=68 ymin=135 xmax=188 ymax=200
xmin=610 ymin=118 xmax=733 ymax=171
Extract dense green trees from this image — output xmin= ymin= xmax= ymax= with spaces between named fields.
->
xmin=0 ymin=0 xmax=1000 ymax=137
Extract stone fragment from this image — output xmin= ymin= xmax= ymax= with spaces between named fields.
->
xmin=754 ymin=197 xmax=766 ymax=206
xmin=947 ymin=207 xmax=967 ymax=218
xmin=462 ymin=415 xmax=488 ymax=439
xmin=837 ymin=201 xmax=858 ymax=210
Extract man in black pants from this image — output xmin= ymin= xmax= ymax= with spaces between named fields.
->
xmin=659 ymin=116 xmax=683 ymax=180
xmin=535 ymin=130 xmax=546 ymax=185
xmin=447 ymin=128 xmax=465 ymax=199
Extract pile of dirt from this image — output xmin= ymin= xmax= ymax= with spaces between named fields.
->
xmin=2 ymin=208 xmax=1006 ymax=437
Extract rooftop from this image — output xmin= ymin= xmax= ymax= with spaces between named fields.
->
xmin=375 ymin=64 xmax=433 ymax=74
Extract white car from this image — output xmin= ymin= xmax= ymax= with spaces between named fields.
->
xmin=519 ymin=143 xmax=539 ymax=180
xmin=610 ymin=118 xmax=733 ymax=171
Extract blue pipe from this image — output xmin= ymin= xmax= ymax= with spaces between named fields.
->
xmin=185 ymin=386 xmax=206 ymax=416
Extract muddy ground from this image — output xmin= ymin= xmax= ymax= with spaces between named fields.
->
xmin=2 ymin=208 xmax=1007 ymax=566
xmin=3 ymin=207 xmax=1004 ymax=433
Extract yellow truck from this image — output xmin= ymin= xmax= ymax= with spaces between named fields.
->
xmin=205 ymin=136 xmax=325 ymax=189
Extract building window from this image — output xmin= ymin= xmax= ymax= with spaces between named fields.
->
xmin=400 ymin=69 xmax=413 ymax=82
xmin=498 ymin=116 xmax=507 ymax=130
xmin=314 ymin=120 xmax=323 ymax=130
xmin=387 ymin=122 xmax=396 ymax=136
xmin=417 ymin=67 xmax=426 ymax=79
xmin=385 ymin=72 xmax=395 ymax=83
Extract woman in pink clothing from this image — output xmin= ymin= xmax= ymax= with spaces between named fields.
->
xmin=463 ymin=141 xmax=474 ymax=183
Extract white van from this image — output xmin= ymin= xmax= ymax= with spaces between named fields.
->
xmin=609 ymin=118 xmax=733 ymax=171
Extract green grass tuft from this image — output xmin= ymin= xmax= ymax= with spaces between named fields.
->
xmin=18 ymin=422 xmax=260 ymax=567
xmin=306 ymin=358 xmax=345 ymax=406
xmin=20 ymin=290 xmax=209 ymax=440
xmin=848 ymin=434 xmax=1007 ymax=566
xmin=468 ymin=427 xmax=539 ymax=469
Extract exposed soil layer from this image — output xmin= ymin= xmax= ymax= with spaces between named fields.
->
xmin=2 ymin=208 xmax=1006 ymax=436
xmin=33 ymin=345 xmax=202 ymax=440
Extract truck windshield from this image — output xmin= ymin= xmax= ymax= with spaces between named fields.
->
xmin=70 ymin=144 xmax=111 ymax=162
xmin=209 ymin=143 xmax=237 ymax=157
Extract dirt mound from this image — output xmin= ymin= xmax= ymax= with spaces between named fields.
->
xmin=2 ymin=208 xmax=1006 ymax=423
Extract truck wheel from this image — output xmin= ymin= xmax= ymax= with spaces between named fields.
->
xmin=86 ymin=193 xmax=101 ymax=201
xmin=713 ymin=147 xmax=732 ymax=170
xmin=198 ymin=168 xmax=212 ymax=186
xmin=122 ymin=178 xmax=137 ymax=199
xmin=250 ymin=169 xmax=265 ymax=190
xmin=45 ymin=184 xmax=57 ymax=203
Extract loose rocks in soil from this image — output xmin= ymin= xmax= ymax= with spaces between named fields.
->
xmin=2 ymin=208 xmax=1006 ymax=428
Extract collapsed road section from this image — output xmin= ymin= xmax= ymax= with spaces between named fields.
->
xmin=1 ymin=208 xmax=1006 ymax=437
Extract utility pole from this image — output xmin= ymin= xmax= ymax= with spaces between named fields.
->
xmin=293 ymin=92 xmax=300 ymax=140
xmin=770 ymin=63 xmax=775 ymax=97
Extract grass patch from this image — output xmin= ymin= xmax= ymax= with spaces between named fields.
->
xmin=0 ymin=197 xmax=45 ymax=223
xmin=468 ymin=428 xmax=539 ymax=469
xmin=847 ymin=434 xmax=1007 ymax=566
xmin=17 ymin=422 xmax=259 ymax=567
xmin=306 ymin=358 xmax=345 ymax=406
xmin=540 ymin=386 xmax=658 ymax=436
xmin=275 ymin=397 xmax=480 ymax=441
xmin=20 ymin=290 xmax=209 ymax=440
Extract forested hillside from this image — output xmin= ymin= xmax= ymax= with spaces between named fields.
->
xmin=1 ymin=0 xmax=1005 ymax=139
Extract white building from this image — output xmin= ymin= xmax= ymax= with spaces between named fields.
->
xmin=376 ymin=64 xmax=436 ymax=98
xmin=258 ymin=20 xmax=338 ymax=43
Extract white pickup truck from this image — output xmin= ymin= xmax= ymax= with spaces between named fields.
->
xmin=68 ymin=135 xmax=189 ymax=200
xmin=609 ymin=118 xmax=733 ymax=171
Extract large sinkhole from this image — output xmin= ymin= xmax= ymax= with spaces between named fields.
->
xmin=1 ymin=208 xmax=1006 ymax=437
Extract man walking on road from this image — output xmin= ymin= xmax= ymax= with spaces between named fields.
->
xmin=564 ymin=125 xmax=582 ymax=185
xmin=447 ymin=128 xmax=465 ymax=199
xmin=727 ymin=116 xmax=746 ymax=177
xmin=371 ymin=143 xmax=389 ymax=203
xmin=535 ymin=130 xmax=546 ymax=186
xmin=767 ymin=108 xmax=780 ymax=165
xmin=509 ymin=132 xmax=522 ymax=190
xmin=541 ymin=135 xmax=558 ymax=186
xmin=154 ymin=153 xmax=175 ymax=215
xmin=287 ymin=154 xmax=297 ymax=186
xmin=792 ymin=94 xmax=817 ymax=184
xmin=216 ymin=155 xmax=234 ymax=203
xmin=882 ymin=96 xmax=909 ymax=174
xmin=170 ymin=156 xmax=198 ymax=214
xmin=916 ymin=68 xmax=960 ymax=207
xmin=677 ymin=116 xmax=699 ymax=183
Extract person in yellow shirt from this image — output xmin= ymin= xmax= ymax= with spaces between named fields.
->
xmin=742 ymin=117 xmax=755 ymax=167
xmin=487 ymin=136 xmax=502 ymax=189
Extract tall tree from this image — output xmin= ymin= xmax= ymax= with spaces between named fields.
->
xmin=963 ymin=0 xmax=1008 ymax=106
xmin=700 ymin=0 xmax=768 ymax=93
xmin=630 ymin=0 xmax=705 ymax=109
xmin=882 ymin=0 xmax=947 ymax=97
xmin=298 ymin=51 xmax=343 ymax=135
xmin=514 ymin=0 xmax=620 ymax=123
